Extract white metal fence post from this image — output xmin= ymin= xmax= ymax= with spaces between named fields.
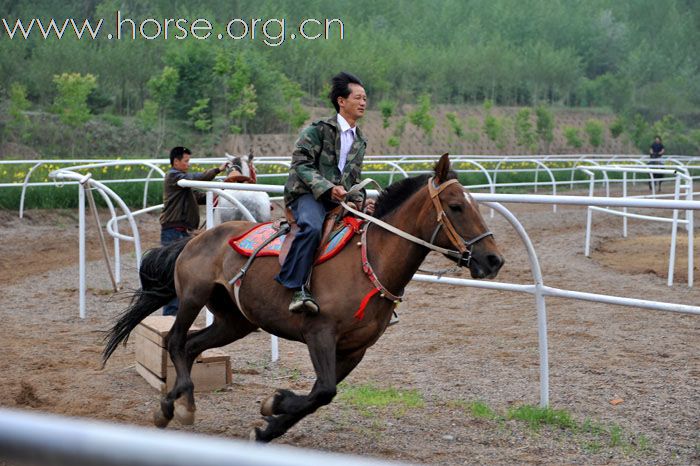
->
xmin=484 ymin=202 xmax=550 ymax=408
xmin=668 ymin=175 xmax=681 ymax=286
xmin=622 ymin=172 xmax=628 ymax=237
xmin=205 ymin=191 xmax=215 ymax=327
xmin=78 ymin=175 xmax=89 ymax=319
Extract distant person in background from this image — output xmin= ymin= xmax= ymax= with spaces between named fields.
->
xmin=159 ymin=146 xmax=227 ymax=315
xmin=648 ymin=135 xmax=665 ymax=192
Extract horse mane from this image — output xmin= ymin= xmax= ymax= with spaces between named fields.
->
xmin=374 ymin=170 xmax=458 ymax=219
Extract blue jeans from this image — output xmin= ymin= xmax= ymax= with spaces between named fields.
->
xmin=275 ymin=194 xmax=329 ymax=290
xmin=160 ymin=227 xmax=190 ymax=315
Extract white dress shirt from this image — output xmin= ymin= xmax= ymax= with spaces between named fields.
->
xmin=337 ymin=113 xmax=356 ymax=173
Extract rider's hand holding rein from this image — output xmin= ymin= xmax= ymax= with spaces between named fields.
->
xmin=332 ymin=184 xmax=376 ymax=215
xmin=364 ymin=198 xmax=376 ymax=215
xmin=331 ymin=185 xmax=347 ymax=203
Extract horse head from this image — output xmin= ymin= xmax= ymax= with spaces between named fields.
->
xmin=223 ymin=152 xmax=256 ymax=183
xmin=428 ymin=153 xmax=504 ymax=279
xmin=224 ymin=152 xmax=247 ymax=175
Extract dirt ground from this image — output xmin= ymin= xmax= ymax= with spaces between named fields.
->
xmin=0 ymin=196 xmax=698 ymax=465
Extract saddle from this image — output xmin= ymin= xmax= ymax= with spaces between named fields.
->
xmin=228 ymin=207 xmax=364 ymax=266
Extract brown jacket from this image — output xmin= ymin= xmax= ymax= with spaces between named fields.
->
xmin=159 ymin=167 xmax=220 ymax=230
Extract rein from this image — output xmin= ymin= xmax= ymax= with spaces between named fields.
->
xmin=342 ymin=177 xmax=493 ymax=319
xmin=342 ymin=177 xmax=493 ymax=266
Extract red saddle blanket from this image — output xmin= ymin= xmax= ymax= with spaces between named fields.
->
xmin=229 ymin=216 xmax=364 ymax=265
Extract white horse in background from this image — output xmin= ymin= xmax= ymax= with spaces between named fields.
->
xmin=214 ymin=153 xmax=272 ymax=224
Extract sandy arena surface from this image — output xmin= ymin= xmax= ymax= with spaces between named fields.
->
xmin=0 ymin=196 xmax=698 ymax=465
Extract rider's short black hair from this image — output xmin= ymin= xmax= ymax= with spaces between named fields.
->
xmin=329 ymin=72 xmax=364 ymax=113
xmin=169 ymin=146 xmax=192 ymax=166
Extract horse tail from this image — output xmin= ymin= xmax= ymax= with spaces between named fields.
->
xmin=102 ymin=236 xmax=192 ymax=366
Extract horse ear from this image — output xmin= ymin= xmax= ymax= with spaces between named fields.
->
xmin=434 ymin=153 xmax=451 ymax=183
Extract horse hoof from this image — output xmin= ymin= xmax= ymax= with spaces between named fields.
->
xmin=153 ymin=407 xmax=170 ymax=429
xmin=250 ymin=427 xmax=270 ymax=443
xmin=260 ymin=394 xmax=276 ymax=416
xmin=174 ymin=399 xmax=195 ymax=425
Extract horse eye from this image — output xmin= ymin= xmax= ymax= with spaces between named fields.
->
xmin=449 ymin=204 xmax=463 ymax=212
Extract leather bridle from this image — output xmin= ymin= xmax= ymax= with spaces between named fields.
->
xmin=341 ymin=176 xmax=494 ymax=269
xmin=427 ymin=177 xmax=493 ymax=267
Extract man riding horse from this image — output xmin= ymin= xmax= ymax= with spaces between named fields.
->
xmin=275 ymin=71 xmax=374 ymax=314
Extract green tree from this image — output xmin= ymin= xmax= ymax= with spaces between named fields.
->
xmin=136 ymin=99 xmax=158 ymax=131
xmin=229 ymin=83 xmax=257 ymax=135
xmin=515 ymin=108 xmax=537 ymax=153
xmin=53 ymin=73 xmax=97 ymax=128
xmin=628 ymin=114 xmax=652 ymax=152
xmin=609 ymin=117 xmax=624 ymax=139
xmin=52 ymin=73 xmax=97 ymax=155
xmin=275 ymin=75 xmax=309 ymax=133
xmin=408 ymin=93 xmax=435 ymax=143
xmin=379 ymin=100 xmax=396 ymax=129
xmin=216 ymin=54 xmax=258 ymax=135
xmin=445 ymin=112 xmax=464 ymax=139
xmin=484 ymin=114 xmax=506 ymax=149
xmin=563 ymin=126 xmax=583 ymax=149
xmin=584 ymin=119 xmax=604 ymax=148
xmin=147 ymin=66 xmax=179 ymax=154
xmin=535 ymin=106 xmax=555 ymax=154
xmin=165 ymin=41 xmax=216 ymax=119
xmin=389 ymin=116 xmax=408 ymax=149
xmin=6 ymin=82 xmax=31 ymax=142
xmin=188 ymin=98 xmax=212 ymax=133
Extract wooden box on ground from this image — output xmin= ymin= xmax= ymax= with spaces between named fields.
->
xmin=134 ymin=316 xmax=231 ymax=394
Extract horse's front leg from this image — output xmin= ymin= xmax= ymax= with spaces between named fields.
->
xmin=254 ymin=329 xmax=337 ymax=442
xmin=254 ymin=340 xmax=366 ymax=443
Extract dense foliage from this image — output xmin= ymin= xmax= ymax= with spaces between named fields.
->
xmin=0 ymin=0 xmax=698 ymax=154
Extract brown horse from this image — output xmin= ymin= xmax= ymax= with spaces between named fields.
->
xmin=102 ymin=154 xmax=504 ymax=442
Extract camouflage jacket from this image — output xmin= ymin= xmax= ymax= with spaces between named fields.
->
xmin=283 ymin=115 xmax=367 ymax=206
xmin=159 ymin=167 xmax=220 ymax=230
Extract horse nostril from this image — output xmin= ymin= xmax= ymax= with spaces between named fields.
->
xmin=487 ymin=254 xmax=504 ymax=271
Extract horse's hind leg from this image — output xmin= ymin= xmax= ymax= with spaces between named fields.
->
xmin=182 ymin=288 xmax=258 ymax=383
xmin=155 ymin=285 xmax=257 ymax=428
xmin=153 ymin=293 xmax=204 ymax=428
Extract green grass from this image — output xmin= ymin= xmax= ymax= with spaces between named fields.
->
xmin=468 ymin=400 xmax=500 ymax=419
xmin=453 ymin=399 xmax=654 ymax=456
xmin=337 ymin=382 xmax=424 ymax=417
xmin=507 ymin=404 xmax=576 ymax=431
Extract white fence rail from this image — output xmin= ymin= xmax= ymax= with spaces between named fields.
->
xmin=0 ymin=408 xmax=402 ymax=466
xmin=6 ymin=154 xmax=700 ymax=216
